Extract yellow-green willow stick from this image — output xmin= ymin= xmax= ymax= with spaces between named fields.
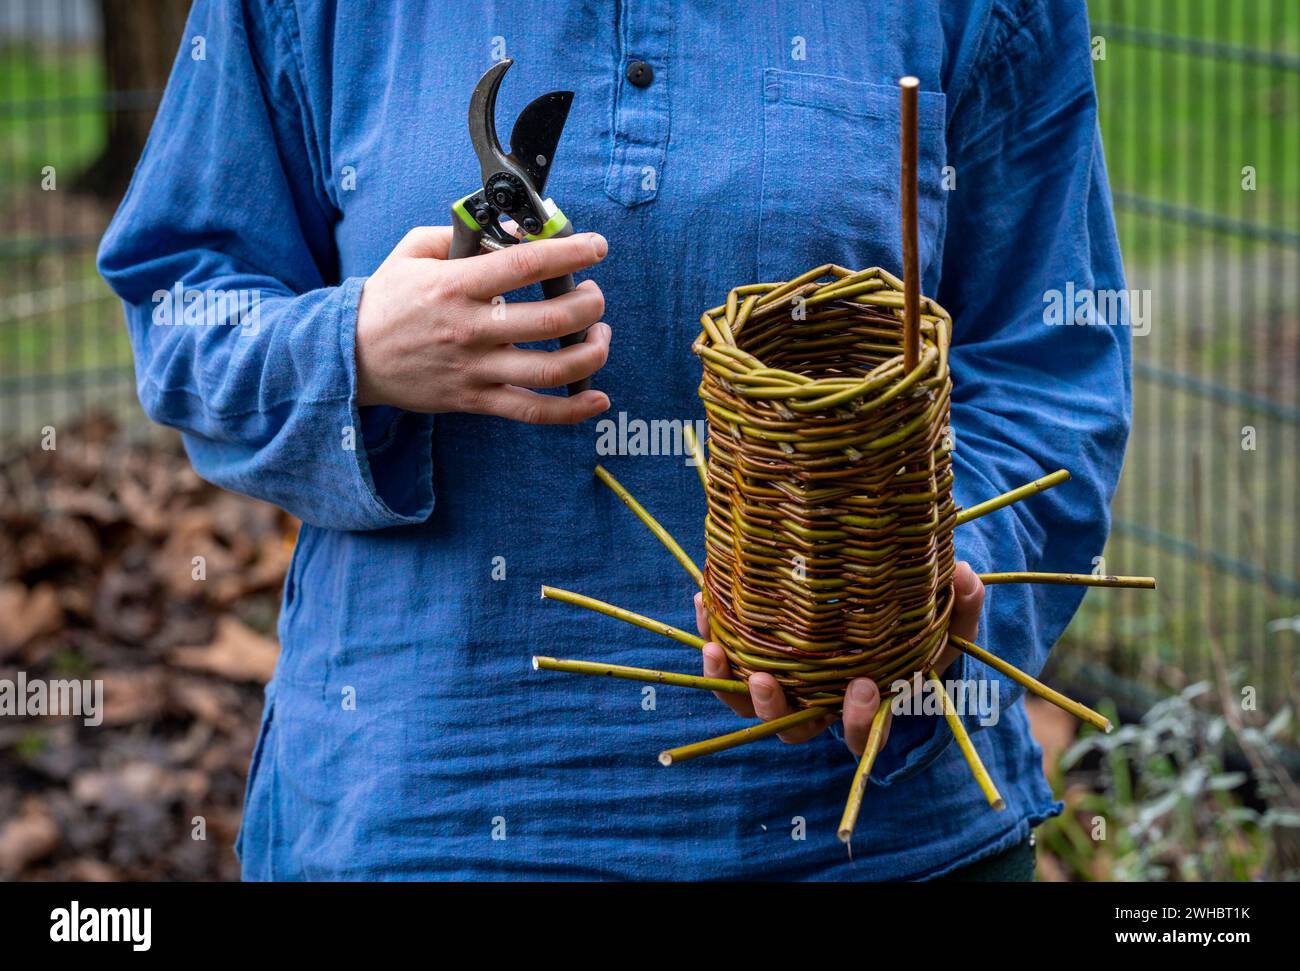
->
xmin=949 ymin=634 xmax=1113 ymax=733
xmin=659 ymin=707 xmax=828 ymax=766
xmin=683 ymin=423 xmax=708 ymax=492
xmin=955 ymin=469 xmax=1070 ymax=526
xmin=837 ymin=702 xmax=894 ymax=844
xmin=978 ymin=572 xmax=1156 ymax=590
xmin=532 ymin=656 xmax=748 ymax=694
xmin=928 ymin=668 xmax=1004 ymax=810
xmin=594 ymin=464 xmax=704 ymax=588
xmin=540 ymin=585 xmax=704 ymax=650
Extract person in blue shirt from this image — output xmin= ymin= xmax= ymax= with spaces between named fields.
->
xmin=98 ymin=0 xmax=1131 ymax=880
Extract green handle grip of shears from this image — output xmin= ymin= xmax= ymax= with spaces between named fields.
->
xmin=447 ymin=201 xmax=589 ymax=396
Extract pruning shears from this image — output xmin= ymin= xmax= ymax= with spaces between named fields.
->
xmin=449 ymin=59 xmax=588 ymax=395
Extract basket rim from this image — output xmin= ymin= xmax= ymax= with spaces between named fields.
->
xmin=693 ymin=264 xmax=952 ymax=411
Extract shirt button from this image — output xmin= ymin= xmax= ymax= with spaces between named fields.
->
xmin=626 ymin=60 xmax=654 ymax=88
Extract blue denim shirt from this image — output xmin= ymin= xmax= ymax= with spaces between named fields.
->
xmin=98 ymin=0 xmax=1131 ymax=880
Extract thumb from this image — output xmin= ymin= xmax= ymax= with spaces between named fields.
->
xmin=843 ymin=678 xmax=889 ymax=757
xmin=949 ymin=561 xmax=985 ymax=643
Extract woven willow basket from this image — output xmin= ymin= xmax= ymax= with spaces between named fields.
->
xmin=531 ymin=260 xmax=1151 ymax=840
xmin=694 ymin=263 xmax=955 ymax=708
xmin=529 ymin=72 xmax=1155 ymax=841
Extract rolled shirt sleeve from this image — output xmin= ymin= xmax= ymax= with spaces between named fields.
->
xmin=872 ymin=0 xmax=1132 ymax=783
xmin=97 ymin=0 xmax=434 ymax=531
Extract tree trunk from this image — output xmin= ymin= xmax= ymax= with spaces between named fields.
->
xmin=78 ymin=0 xmax=191 ymax=197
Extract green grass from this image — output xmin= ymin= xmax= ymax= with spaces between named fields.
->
xmin=0 ymin=42 xmax=123 ymax=383
xmin=1091 ymin=0 xmax=1300 ymax=48
xmin=0 ymin=41 xmax=106 ymax=187
xmin=1089 ymin=0 xmax=1300 ymax=264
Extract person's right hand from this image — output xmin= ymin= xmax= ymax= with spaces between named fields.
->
xmin=354 ymin=226 xmax=611 ymax=423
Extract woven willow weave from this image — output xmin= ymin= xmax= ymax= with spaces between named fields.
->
xmin=530 ymin=259 xmax=1152 ymax=841
xmin=694 ymin=264 xmax=955 ymax=708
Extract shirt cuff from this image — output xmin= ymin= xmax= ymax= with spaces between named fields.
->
xmin=337 ymin=276 xmax=436 ymax=529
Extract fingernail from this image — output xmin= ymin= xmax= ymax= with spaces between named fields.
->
xmin=849 ymin=680 xmax=875 ymax=705
xmin=751 ymin=681 xmax=773 ymax=703
xmin=590 ymin=234 xmax=608 ymax=259
xmin=955 ymin=561 xmax=976 ymax=595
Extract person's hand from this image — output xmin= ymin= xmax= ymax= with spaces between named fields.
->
xmin=693 ymin=561 xmax=986 ymax=757
xmin=354 ymin=226 xmax=611 ymax=423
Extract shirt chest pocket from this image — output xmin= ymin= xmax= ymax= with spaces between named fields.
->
xmin=757 ymin=69 xmax=948 ymax=284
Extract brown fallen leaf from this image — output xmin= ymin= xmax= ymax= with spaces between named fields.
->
xmin=72 ymin=761 xmax=209 ymax=810
xmin=156 ymin=508 xmax=242 ymax=599
xmin=93 ymin=558 xmax=160 ymax=643
xmin=0 ymin=582 xmax=63 ymax=657
xmin=0 ymin=416 xmax=295 ymax=880
xmin=62 ymin=858 xmax=122 ymax=882
xmin=47 ymin=485 xmax=125 ymax=525
xmin=115 ymin=471 xmax=173 ymax=537
xmin=98 ymin=668 xmax=168 ymax=727
xmin=168 ymin=675 xmax=244 ymax=733
xmin=19 ymin=516 xmax=100 ymax=571
xmin=212 ymin=534 xmax=292 ymax=605
xmin=0 ymin=798 xmax=60 ymax=878
xmin=168 ymin=616 xmax=279 ymax=683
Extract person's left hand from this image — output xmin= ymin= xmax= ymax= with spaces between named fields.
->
xmin=693 ymin=561 xmax=986 ymax=757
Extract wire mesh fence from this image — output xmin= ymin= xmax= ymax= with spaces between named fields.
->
xmin=1056 ymin=0 xmax=1300 ymax=728
xmin=0 ymin=0 xmax=183 ymax=441
xmin=0 ymin=1 xmax=1296 ymax=722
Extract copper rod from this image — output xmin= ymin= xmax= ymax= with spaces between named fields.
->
xmin=899 ymin=76 xmax=920 ymax=373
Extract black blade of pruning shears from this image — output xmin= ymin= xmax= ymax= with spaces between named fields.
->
xmin=450 ymin=60 xmax=590 ymax=396
xmin=509 ymin=90 xmax=573 ymax=195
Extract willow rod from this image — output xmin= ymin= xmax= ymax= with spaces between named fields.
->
xmin=540 ymin=585 xmax=705 ymax=650
xmin=978 ymin=571 xmax=1156 ymax=589
xmin=683 ymin=422 xmax=708 ymax=492
xmin=836 ymin=702 xmax=894 ymax=844
xmin=899 ymin=75 xmax=921 ymax=374
xmin=658 ymin=707 xmax=828 ymax=766
xmin=949 ymin=634 xmax=1113 ymax=733
xmin=955 ymin=469 xmax=1070 ymax=526
xmin=594 ymin=464 xmax=704 ymax=588
xmin=532 ymin=656 xmax=748 ymax=694
xmin=928 ymin=669 xmax=1004 ymax=810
